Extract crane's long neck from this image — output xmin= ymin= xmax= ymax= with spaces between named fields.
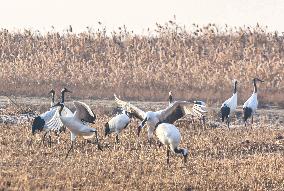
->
xmin=61 ymin=91 xmax=65 ymax=103
xmin=253 ymin=79 xmax=257 ymax=93
xmin=58 ymin=105 xmax=64 ymax=116
xmin=51 ymin=93 xmax=55 ymax=106
xmin=233 ymin=81 xmax=237 ymax=94
xmin=169 ymin=95 xmax=173 ymax=104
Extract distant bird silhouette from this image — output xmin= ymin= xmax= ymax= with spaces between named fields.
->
xmin=168 ymin=91 xmax=173 ymax=106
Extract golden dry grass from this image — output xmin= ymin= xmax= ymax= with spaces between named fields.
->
xmin=0 ymin=23 xmax=283 ymax=105
xmin=1 ymin=100 xmax=284 ymax=190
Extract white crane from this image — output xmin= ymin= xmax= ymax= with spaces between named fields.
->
xmin=104 ymin=109 xmax=132 ymax=143
xmin=31 ymin=88 xmax=72 ymax=147
xmin=51 ymin=101 xmax=102 ymax=158
xmin=114 ymin=94 xmax=206 ymax=144
xmin=220 ymin=79 xmax=238 ymax=128
xmin=155 ymin=123 xmax=188 ymax=164
xmin=243 ymin=78 xmax=264 ymax=126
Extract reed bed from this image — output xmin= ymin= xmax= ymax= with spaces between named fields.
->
xmin=0 ymin=22 xmax=283 ymax=105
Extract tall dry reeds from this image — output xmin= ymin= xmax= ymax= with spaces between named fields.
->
xmin=0 ymin=22 xmax=283 ymax=106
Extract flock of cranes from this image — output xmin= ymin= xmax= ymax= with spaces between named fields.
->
xmin=31 ymin=78 xmax=264 ymax=164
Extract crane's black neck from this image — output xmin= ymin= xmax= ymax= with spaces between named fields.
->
xmin=169 ymin=95 xmax=173 ymax=104
xmin=253 ymin=79 xmax=257 ymax=93
xmin=233 ymin=81 xmax=237 ymax=94
xmin=61 ymin=91 xmax=65 ymax=103
xmin=58 ymin=104 xmax=64 ymax=116
xmin=51 ymin=93 xmax=55 ymax=104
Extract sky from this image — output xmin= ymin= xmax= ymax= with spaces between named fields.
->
xmin=0 ymin=0 xmax=283 ymax=34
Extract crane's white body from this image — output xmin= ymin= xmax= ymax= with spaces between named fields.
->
xmin=156 ymin=123 xmax=181 ymax=152
xmin=222 ymin=93 xmax=237 ymax=113
xmin=243 ymin=93 xmax=258 ymax=114
xmin=52 ymin=102 xmax=98 ymax=141
xmin=60 ymin=115 xmax=96 ymax=140
xmin=107 ymin=113 xmax=130 ymax=135
xmin=155 ymin=123 xmax=188 ymax=164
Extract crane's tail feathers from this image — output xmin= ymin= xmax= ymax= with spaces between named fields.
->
xmin=221 ymin=106 xmax=230 ymax=122
xmin=31 ymin=116 xmax=45 ymax=134
xmin=243 ymin=107 xmax=252 ymax=122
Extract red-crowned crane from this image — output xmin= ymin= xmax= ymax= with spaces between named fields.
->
xmin=243 ymin=78 xmax=264 ymax=126
xmin=220 ymin=79 xmax=238 ymax=128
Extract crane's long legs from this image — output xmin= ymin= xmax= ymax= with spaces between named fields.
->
xmin=95 ymin=131 xmax=103 ymax=151
xmin=167 ymin=146 xmax=170 ymax=164
xmin=115 ymin=134 xmax=119 ymax=144
xmin=250 ymin=116 xmax=254 ymax=129
xmin=184 ymin=153 xmax=188 ymax=164
xmin=56 ymin=133 xmax=60 ymax=144
xmin=86 ymin=131 xmax=103 ymax=151
xmin=201 ymin=116 xmax=206 ymax=129
xmin=65 ymin=141 xmax=74 ymax=159
xmin=227 ymin=117 xmax=230 ymax=129
xmin=148 ymin=138 xmax=153 ymax=147
xmin=39 ymin=132 xmax=48 ymax=147
xmin=48 ymin=132 xmax=52 ymax=148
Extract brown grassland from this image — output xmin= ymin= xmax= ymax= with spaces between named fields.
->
xmin=0 ymin=97 xmax=284 ymax=190
xmin=0 ymin=22 xmax=284 ymax=190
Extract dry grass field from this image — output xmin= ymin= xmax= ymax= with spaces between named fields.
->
xmin=0 ymin=97 xmax=284 ymax=190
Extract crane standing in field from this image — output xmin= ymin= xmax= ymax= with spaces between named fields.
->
xmin=243 ymin=78 xmax=264 ymax=126
xmin=51 ymin=101 xmax=102 ymax=158
xmin=155 ymin=123 xmax=188 ymax=164
xmin=220 ymin=79 xmax=238 ymax=128
xmin=104 ymin=108 xmax=132 ymax=144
